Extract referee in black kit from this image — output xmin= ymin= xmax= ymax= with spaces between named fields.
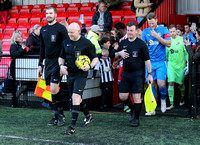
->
xmin=59 ymin=23 xmax=98 ymax=135
xmin=38 ymin=6 xmax=68 ymax=126
xmin=115 ymin=21 xmax=153 ymax=127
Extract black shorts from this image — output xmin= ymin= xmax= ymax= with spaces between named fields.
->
xmin=119 ymin=70 xmax=144 ymax=93
xmin=45 ymin=58 xmax=62 ymax=85
xmin=67 ymin=72 xmax=88 ymax=97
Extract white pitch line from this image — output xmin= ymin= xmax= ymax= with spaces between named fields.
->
xmin=0 ymin=134 xmax=93 ymax=145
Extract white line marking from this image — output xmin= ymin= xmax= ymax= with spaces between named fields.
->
xmin=0 ymin=134 xmax=92 ymax=145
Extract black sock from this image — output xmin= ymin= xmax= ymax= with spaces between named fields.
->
xmin=71 ymin=105 xmax=80 ymax=126
xmin=57 ymin=101 xmax=64 ymax=115
xmin=134 ymin=103 xmax=142 ymax=120
xmin=123 ymin=97 xmax=134 ymax=110
xmin=80 ymin=101 xmax=89 ymax=117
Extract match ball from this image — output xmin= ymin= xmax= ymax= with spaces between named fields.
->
xmin=75 ymin=55 xmax=91 ymax=69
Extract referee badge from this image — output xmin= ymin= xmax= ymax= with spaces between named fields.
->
xmin=51 ymin=35 xmax=56 ymax=42
xmin=132 ymin=51 xmax=138 ymax=57
xmin=75 ymin=51 xmax=81 ymax=57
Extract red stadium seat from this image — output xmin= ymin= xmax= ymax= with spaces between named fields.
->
xmin=31 ymin=12 xmax=43 ymax=19
xmin=4 ymin=28 xmax=15 ymax=34
xmin=29 ymin=17 xmax=41 ymax=23
xmin=0 ymin=33 xmax=2 ymax=39
xmin=0 ymin=23 xmax=6 ymax=29
xmin=3 ymin=33 xmax=12 ymax=39
xmin=18 ymin=22 xmax=30 ymax=29
xmin=57 ymin=12 xmax=68 ymax=18
xmin=67 ymin=3 xmax=81 ymax=12
xmin=57 ymin=17 xmax=66 ymax=22
xmin=0 ymin=64 xmax=9 ymax=78
xmin=0 ymin=57 xmax=11 ymax=66
xmin=7 ymin=18 xmax=17 ymax=23
xmin=9 ymin=9 xmax=19 ymax=14
xmin=16 ymin=28 xmax=28 ymax=33
xmin=19 ymin=13 xmax=31 ymax=19
xmin=9 ymin=12 xmax=19 ymax=19
xmin=20 ymin=8 xmax=30 ymax=13
xmin=30 ymin=22 xmax=43 ymax=28
xmin=6 ymin=23 xmax=18 ymax=28
xmin=123 ymin=15 xmax=137 ymax=21
xmin=81 ymin=2 xmax=94 ymax=7
xmin=57 ymin=7 xmax=66 ymax=12
xmin=10 ymin=5 xmax=22 ymax=11
xmin=23 ymin=33 xmax=30 ymax=40
xmin=0 ymin=28 xmax=3 ymax=33
xmin=22 ymin=5 xmax=33 ymax=9
xmin=123 ymin=10 xmax=136 ymax=16
xmin=57 ymin=3 xmax=68 ymax=9
xmin=18 ymin=18 xmax=29 ymax=23
xmin=31 ymin=8 xmax=42 ymax=13
xmin=2 ymin=44 xmax=11 ymax=52
xmin=33 ymin=4 xmax=45 ymax=9
xmin=42 ymin=20 xmax=48 ymax=26
xmin=45 ymin=4 xmax=57 ymax=8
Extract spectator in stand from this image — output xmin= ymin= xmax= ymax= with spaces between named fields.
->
xmin=27 ymin=24 xmax=41 ymax=55
xmin=134 ymin=0 xmax=153 ymax=23
xmin=142 ymin=12 xmax=171 ymax=115
xmin=160 ymin=23 xmax=167 ymax=27
xmin=92 ymin=2 xmax=112 ymax=32
xmin=0 ymin=0 xmax=12 ymax=23
xmin=183 ymin=23 xmax=196 ymax=50
xmin=177 ymin=26 xmax=184 ymax=37
xmin=99 ymin=0 xmax=121 ymax=11
xmin=9 ymin=30 xmax=30 ymax=107
xmin=110 ymin=29 xmax=119 ymax=59
xmin=87 ymin=25 xmax=102 ymax=55
xmin=92 ymin=37 xmax=113 ymax=111
xmin=166 ymin=25 xmax=188 ymax=110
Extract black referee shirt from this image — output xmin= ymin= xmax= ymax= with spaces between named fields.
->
xmin=118 ymin=38 xmax=150 ymax=72
xmin=39 ymin=22 xmax=68 ymax=65
xmin=60 ymin=36 xmax=97 ymax=74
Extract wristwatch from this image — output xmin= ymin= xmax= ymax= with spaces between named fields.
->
xmin=89 ymin=64 xmax=94 ymax=69
xmin=148 ymin=72 xmax=152 ymax=75
xmin=59 ymin=64 xmax=63 ymax=67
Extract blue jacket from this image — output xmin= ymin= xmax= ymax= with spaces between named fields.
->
xmin=92 ymin=10 xmax=112 ymax=31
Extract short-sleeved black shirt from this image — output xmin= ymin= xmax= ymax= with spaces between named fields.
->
xmin=118 ymin=38 xmax=150 ymax=72
xmin=60 ymin=36 xmax=97 ymax=74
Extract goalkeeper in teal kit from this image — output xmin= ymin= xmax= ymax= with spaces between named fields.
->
xmin=166 ymin=25 xmax=189 ymax=110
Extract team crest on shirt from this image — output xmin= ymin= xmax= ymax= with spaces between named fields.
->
xmin=132 ymin=51 xmax=138 ymax=57
xmin=51 ymin=35 xmax=56 ymax=42
xmin=75 ymin=51 xmax=81 ymax=57
xmin=176 ymin=42 xmax=180 ymax=46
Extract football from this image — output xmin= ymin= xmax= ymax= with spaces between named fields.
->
xmin=75 ymin=55 xmax=91 ymax=69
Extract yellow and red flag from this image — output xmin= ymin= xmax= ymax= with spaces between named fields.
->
xmin=144 ymin=84 xmax=157 ymax=113
xmin=34 ymin=77 xmax=52 ymax=102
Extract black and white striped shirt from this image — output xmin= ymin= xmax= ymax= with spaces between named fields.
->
xmin=94 ymin=57 xmax=113 ymax=83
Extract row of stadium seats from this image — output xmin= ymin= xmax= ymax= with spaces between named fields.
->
xmin=9 ymin=1 xmax=132 ymax=13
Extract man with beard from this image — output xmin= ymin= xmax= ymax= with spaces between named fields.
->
xmin=38 ymin=6 xmax=68 ymax=126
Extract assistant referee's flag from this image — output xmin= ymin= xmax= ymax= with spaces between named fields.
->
xmin=34 ymin=77 xmax=52 ymax=102
xmin=144 ymin=84 xmax=157 ymax=113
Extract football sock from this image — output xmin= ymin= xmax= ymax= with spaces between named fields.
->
xmin=168 ymin=85 xmax=174 ymax=105
xmin=80 ymin=101 xmax=89 ymax=117
xmin=159 ymin=86 xmax=167 ymax=100
xmin=134 ymin=103 xmax=142 ymax=120
xmin=71 ymin=105 xmax=80 ymax=126
xmin=123 ymin=97 xmax=134 ymax=110
xmin=179 ymin=85 xmax=185 ymax=99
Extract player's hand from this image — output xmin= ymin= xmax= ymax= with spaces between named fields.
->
xmin=81 ymin=64 xmax=90 ymax=71
xmin=151 ymin=30 xmax=159 ymax=38
xmin=91 ymin=77 xmax=95 ymax=80
xmin=119 ymin=49 xmax=129 ymax=59
xmin=38 ymin=66 xmax=43 ymax=76
xmin=183 ymin=64 xmax=189 ymax=76
xmin=147 ymin=75 xmax=153 ymax=85
xmin=184 ymin=39 xmax=191 ymax=46
xmin=60 ymin=65 xmax=68 ymax=76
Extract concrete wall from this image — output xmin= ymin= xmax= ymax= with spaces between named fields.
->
xmin=176 ymin=0 xmax=200 ymax=15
